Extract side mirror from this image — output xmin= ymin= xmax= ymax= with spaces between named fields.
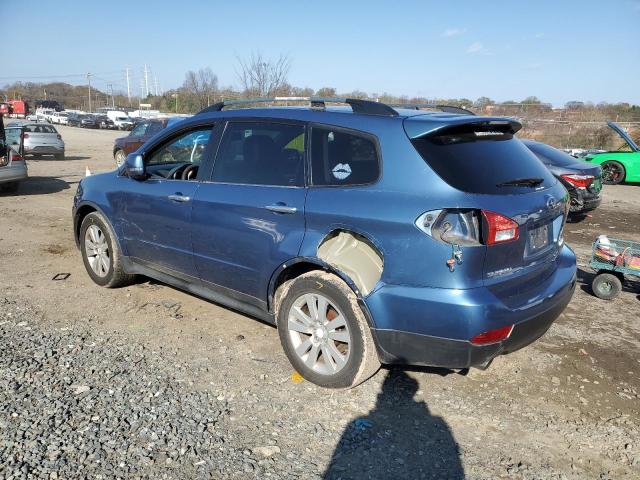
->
xmin=125 ymin=153 xmax=146 ymax=180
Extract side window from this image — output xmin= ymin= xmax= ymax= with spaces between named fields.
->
xmin=146 ymin=127 xmax=213 ymax=167
xmin=130 ymin=122 xmax=148 ymax=137
xmin=147 ymin=122 xmax=164 ymax=136
xmin=311 ymin=127 xmax=380 ymax=186
xmin=212 ymin=121 xmax=305 ymax=187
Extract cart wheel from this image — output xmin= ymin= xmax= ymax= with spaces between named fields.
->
xmin=591 ymin=273 xmax=622 ymax=300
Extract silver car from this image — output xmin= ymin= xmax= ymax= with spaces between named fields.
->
xmin=16 ymin=123 xmax=65 ymax=159
xmin=0 ymin=144 xmax=28 ymax=192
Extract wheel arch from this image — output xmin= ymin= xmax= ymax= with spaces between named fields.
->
xmin=74 ymin=202 xmax=124 ymax=254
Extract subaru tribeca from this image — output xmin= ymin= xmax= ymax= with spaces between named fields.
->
xmin=72 ymin=98 xmax=576 ymax=388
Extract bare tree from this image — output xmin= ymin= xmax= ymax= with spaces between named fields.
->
xmin=236 ymin=52 xmax=291 ymax=97
xmin=182 ymin=68 xmax=219 ymax=110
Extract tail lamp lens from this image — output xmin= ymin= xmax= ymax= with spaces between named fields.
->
xmin=470 ymin=325 xmax=513 ymax=345
xmin=11 ymin=152 xmax=23 ymax=162
xmin=482 ymin=211 xmax=519 ymax=245
xmin=561 ymin=174 xmax=594 ymax=188
xmin=22 ymin=133 xmax=29 ymax=139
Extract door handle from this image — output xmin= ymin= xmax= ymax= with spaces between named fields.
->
xmin=265 ymin=204 xmax=297 ymax=214
xmin=168 ymin=194 xmax=191 ymax=203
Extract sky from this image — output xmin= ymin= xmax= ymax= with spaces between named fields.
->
xmin=2 ymin=0 xmax=639 ymax=106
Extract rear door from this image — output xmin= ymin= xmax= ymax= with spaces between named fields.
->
xmin=191 ymin=120 xmax=307 ymax=305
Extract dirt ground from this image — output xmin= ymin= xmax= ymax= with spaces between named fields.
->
xmin=1 ymin=124 xmax=639 ymax=479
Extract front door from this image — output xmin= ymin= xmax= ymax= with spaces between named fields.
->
xmin=191 ymin=120 xmax=307 ymax=305
xmin=117 ymin=125 xmax=215 ymax=278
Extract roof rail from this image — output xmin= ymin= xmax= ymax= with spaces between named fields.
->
xmin=389 ymin=104 xmax=476 ymax=116
xmin=196 ymin=97 xmax=399 ymax=117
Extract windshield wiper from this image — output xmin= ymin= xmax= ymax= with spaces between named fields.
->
xmin=496 ymin=177 xmax=544 ymax=188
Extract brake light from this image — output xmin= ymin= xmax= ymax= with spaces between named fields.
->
xmin=11 ymin=152 xmax=23 ymax=162
xmin=57 ymin=134 xmax=62 ymax=140
xmin=482 ymin=211 xmax=519 ymax=245
xmin=561 ymin=174 xmax=594 ymax=189
xmin=22 ymin=133 xmax=29 ymax=139
xmin=470 ymin=325 xmax=513 ymax=345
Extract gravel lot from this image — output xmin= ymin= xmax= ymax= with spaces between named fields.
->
xmin=1 ymin=124 xmax=639 ymax=479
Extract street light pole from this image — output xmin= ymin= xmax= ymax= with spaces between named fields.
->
xmin=87 ymin=73 xmax=92 ymax=113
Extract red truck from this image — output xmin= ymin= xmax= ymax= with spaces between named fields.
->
xmin=0 ymin=100 xmax=29 ymax=118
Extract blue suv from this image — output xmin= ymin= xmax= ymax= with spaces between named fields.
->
xmin=73 ymin=98 xmax=576 ymax=388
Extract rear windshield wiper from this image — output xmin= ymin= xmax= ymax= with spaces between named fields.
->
xmin=496 ymin=177 xmax=544 ymax=188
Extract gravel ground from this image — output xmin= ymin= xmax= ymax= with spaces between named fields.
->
xmin=0 ymin=125 xmax=639 ymax=479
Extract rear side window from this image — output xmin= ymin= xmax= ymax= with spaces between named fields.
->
xmin=411 ymin=125 xmax=556 ymax=194
xmin=311 ymin=127 xmax=379 ymax=186
xmin=212 ymin=121 xmax=305 ymax=187
xmin=524 ymin=141 xmax=579 ymax=167
xmin=147 ymin=122 xmax=164 ymax=136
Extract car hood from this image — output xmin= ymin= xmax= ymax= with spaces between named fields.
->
xmin=607 ymin=121 xmax=639 ymax=152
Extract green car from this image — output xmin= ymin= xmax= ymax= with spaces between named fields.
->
xmin=583 ymin=121 xmax=640 ymax=184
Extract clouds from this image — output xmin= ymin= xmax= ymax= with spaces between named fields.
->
xmin=466 ymin=41 xmax=491 ymax=55
xmin=442 ymin=28 xmax=466 ymax=37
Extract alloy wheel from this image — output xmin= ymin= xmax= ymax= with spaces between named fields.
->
xmin=287 ymin=293 xmax=351 ymax=375
xmin=84 ymin=224 xmax=110 ymax=277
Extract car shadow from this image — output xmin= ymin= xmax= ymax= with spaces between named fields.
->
xmin=27 ymin=155 xmax=92 ymax=161
xmin=323 ymin=369 xmax=464 ymax=480
xmin=0 ymin=175 xmax=72 ymax=196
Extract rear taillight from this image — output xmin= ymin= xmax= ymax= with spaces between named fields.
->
xmin=11 ymin=152 xmax=23 ymax=162
xmin=22 ymin=133 xmax=29 ymax=139
xmin=482 ymin=211 xmax=519 ymax=245
xmin=57 ymin=134 xmax=62 ymax=140
xmin=561 ymin=174 xmax=594 ymax=189
xmin=470 ymin=325 xmax=513 ymax=345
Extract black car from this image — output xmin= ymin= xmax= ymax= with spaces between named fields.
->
xmin=79 ymin=115 xmax=99 ymax=129
xmin=67 ymin=113 xmax=82 ymax=127
xmin=523 ymin=140 xmax=602 ymax=215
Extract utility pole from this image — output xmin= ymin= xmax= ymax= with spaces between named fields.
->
xmin=143 ymin=64 xmax=150 ymax=98
xmin=125 ymin=66 xmax=131 ymax=106
xmin=140 ymin=79 xmax=144 ymax=105
xmin=87 ymin=73 xmax=92 ymax=113
xmin=107 ymin=84 xmax=114 ymax=108
xmin=154 ymin=75 xmax=159 ymax=96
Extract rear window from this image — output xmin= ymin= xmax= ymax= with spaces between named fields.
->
xmin=25 ymin=125 xmax=57 ymax=133
xmin=310 ymin=126 xmax=379 ymax=186
xmin=411 ymin=125 xmax=555 ymax=194
xmin=524 ymin=141 xmax=580 ymax=167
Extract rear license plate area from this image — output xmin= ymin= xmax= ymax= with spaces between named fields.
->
xmin=528 ymin=223 xmax=550 ymax=253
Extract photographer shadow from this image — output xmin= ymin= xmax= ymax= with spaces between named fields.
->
xmin=324 ymin=369 xmax=464 ymax=480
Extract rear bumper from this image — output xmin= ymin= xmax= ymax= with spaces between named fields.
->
xmin=569 ymin=189 xmax=601 ymax=213
xmin=367 ymin=245 xmax=576 ymax=369
xmin=25 ymin=145 xmax=64 ymax=155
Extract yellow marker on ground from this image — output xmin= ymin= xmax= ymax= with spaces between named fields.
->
xmin=291 ymin=372 xmax=304 ymax=383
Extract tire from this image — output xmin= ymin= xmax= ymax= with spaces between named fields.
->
xmin=601 ymin=161 xmax=626 ymax=185
xmin=79 ymin=212 xmax=135 ymax=288
xmin=591 ymin=272 xmax=622 ymax=300
xmin=114 ymin=150 xmax=126 ymax=167
xmin=276 ymin=271 xmax=380 ymax=388
xmin=55 ymin=152 xmax=65 ymax=160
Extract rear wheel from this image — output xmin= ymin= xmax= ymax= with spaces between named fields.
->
xmin=80 ymin=212 xmax=135 ymax=288
xmin=276 ymin=271 xmax=380 ymax=388
xmin=55 ymin=152 xmax=65 ymax=160
xmin=601 ymin=161 xmax=625 ymax=185
xmin=592 ymin=272 xmax=622 ymax=300
xmin=114 ymin=150 xmax=126 ymax=167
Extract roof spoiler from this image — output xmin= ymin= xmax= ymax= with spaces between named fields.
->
xmin=197 ymin=97 xmax=399 ymax=117
xmin=388 ymin=104 xmax=475 ymax=116
xmin=404 ymin=118 xmax=522 ymax=139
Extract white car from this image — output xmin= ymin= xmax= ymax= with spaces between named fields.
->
xmin=50 ymin=112 xmax=69 ymax=125
xmin=113 ymin=116 xmax=134 ymax=130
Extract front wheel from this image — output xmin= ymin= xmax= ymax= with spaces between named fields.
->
xmin=276 ymin=271 xmax=380 ymax=388
xmin=601 ymin=161 xmax=626 ymax=185
xmin=114 ymin=150 xmax=126 ymax=167
xmin=592 ymin=272 xmax=622 ymax=300
xmin=80 ymin=212 xmax=135 ymax=288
